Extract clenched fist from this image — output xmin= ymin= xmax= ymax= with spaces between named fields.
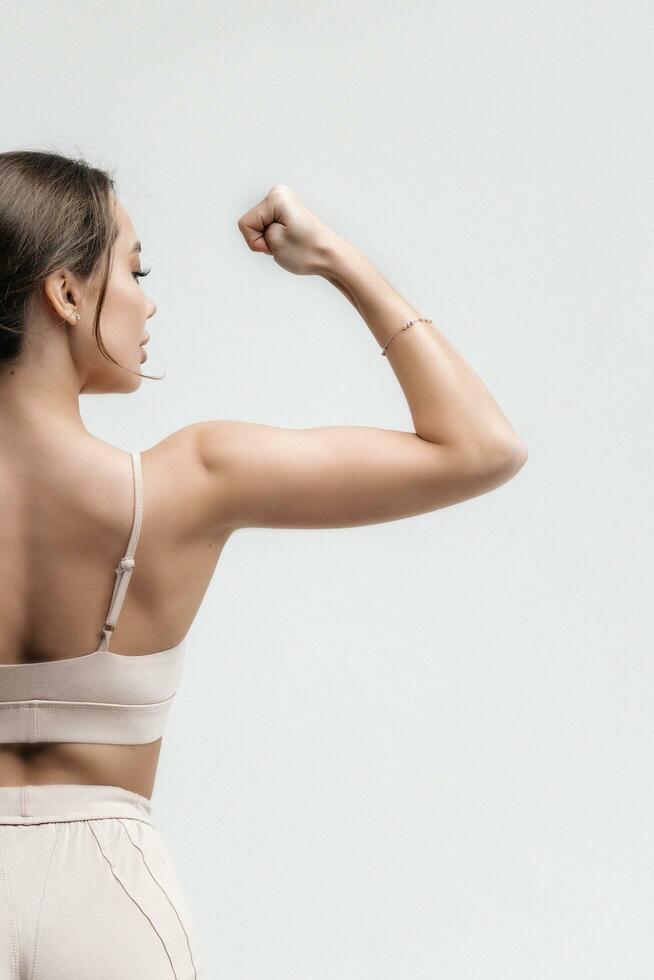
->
xmin=236 ymin=184 xmax=337 ymax=276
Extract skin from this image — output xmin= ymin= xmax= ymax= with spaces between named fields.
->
xmin=0 ymin=188 xmax=527 ymax=800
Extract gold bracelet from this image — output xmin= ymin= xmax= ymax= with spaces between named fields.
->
xmin=380 ymin=317 xmax=433 ymax=356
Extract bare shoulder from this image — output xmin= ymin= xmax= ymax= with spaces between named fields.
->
xmin=140 ymin=422 xmax=234 ymax=537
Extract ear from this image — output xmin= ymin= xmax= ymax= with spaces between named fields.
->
xmin=43 ymin=270 xmax=82 ymax=324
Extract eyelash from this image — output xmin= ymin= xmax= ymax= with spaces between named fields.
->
xmin=132 ymin=265 xmax=151 ymax=283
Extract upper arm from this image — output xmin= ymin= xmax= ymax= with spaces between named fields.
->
xmin=186 ymin=420 xmax=526 ymax=532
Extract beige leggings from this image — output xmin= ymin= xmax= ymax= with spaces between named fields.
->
xmin=0 ymin=784 xmax=203 ymax=979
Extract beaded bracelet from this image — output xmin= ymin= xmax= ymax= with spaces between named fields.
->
xmin=380 ymin=317 xmax=433 ymax=356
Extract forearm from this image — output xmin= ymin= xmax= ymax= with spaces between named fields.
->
xmin=316 ymin=234 xmax=526 ymax=461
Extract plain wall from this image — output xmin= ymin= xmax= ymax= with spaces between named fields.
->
xmin=2 ymin=1 xmax=651 ymax=977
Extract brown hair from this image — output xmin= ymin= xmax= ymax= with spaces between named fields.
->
xmin=0 ymin=148 xmax=160 ymax=381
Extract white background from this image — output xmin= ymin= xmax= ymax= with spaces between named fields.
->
xmin=2 ymin=1 xmax=652 ymax=976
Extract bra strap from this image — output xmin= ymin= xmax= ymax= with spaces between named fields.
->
xmin=98 ymin=451 xmax=144 ymax=652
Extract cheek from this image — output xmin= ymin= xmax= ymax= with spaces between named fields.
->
xmin=117 ymin=283 xmax=145 ymax=325
xmin=98 ymin=289 xmax=143 ymax=353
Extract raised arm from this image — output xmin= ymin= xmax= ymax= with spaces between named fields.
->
xmin=190 ymin=185 xmax=527 ymax=532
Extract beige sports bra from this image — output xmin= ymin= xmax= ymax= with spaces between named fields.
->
xmin=0 ymin=451 xmax=186 ymax=746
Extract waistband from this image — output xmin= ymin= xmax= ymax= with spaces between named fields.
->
xmin=0 ymin=783 xmax=154 ymax=825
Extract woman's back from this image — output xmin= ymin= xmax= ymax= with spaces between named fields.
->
xmin=0 ymin=428 xmax=231 ymax=799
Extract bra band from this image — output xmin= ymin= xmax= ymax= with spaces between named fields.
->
xmin=98 ymin=451 xmax=143 ymax=652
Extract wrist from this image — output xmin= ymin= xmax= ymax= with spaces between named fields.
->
xmin=314 ymin=232 xmax=366 ymax=281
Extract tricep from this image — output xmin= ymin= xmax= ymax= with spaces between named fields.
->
xmin=188 ymin=420 xmax=527 ymax=531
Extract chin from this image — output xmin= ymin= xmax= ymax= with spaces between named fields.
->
xmin=109 ymin=362 xmax=144 ymax=393
xmin=123 ymin=373 xmax=144 ymax=394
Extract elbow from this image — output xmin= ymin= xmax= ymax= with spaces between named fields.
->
xmin=504 ymin=436 xmax=528 ymax=470
xmin=451 ymin=433 xmax=528 ymax=493
xmin=466 ymin=433 xmax=528 ymax=481
xmin=488 ymin=436 xmax=528 ymax=481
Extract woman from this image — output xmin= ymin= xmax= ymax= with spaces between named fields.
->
xmin=0 ymin=150 xmax=527 ymax=979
